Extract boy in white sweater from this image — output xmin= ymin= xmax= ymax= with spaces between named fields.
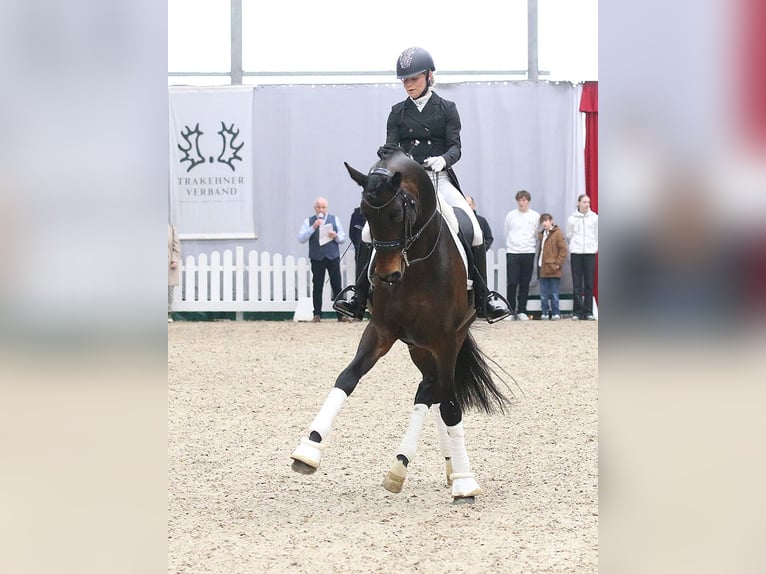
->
xmin=503 ymin=190 xmax=540 ymax=320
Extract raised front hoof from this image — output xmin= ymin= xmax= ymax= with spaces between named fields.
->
xmin=291 ymin=459 xmax=318 ymax=475
xmin=452 ymin=495 xmax=476 ymax=505
xmin=290 ymin=437 xmax=322 ymax=474
xmin=382 ymin=460 xmax=407 ymax=493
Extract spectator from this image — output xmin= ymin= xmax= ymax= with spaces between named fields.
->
xmin=168 ymin=223 xmax=180 ymax=323
xmin=537 ymin=213 xmax=568 ymax=320
xmin=298 ymin=197 xmax=349 ymax=322
xmin=466 ymin=195 xmax=493 ymax=250
xmin=566 ymin=194 xmax=598 ymax=320
xmin=503 ymin=190 xmax=540 ymax=320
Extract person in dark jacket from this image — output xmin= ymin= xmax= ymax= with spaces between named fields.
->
xmin=466 ymin=195 xmax=494 ymax=250
xmin=334 ymin=47 xmax=510 ymax=323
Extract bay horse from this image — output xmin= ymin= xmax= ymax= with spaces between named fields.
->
xmin=290 ymin=146 xmax=509 ymax=503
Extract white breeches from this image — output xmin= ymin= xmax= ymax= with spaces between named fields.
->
xmin=427 ymin=172 xmax=483 ymax=247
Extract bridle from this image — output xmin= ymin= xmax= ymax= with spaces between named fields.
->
xmin=361 ymin=167 xmax=441 ymax=267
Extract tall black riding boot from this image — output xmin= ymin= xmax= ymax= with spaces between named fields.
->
xmin=471 ymin=245 xmax=512 ymax=323
xmin=333 ymin=241 xmax=372 ymax=320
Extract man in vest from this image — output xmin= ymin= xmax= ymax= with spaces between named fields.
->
xmin=298 ymin=197 xmax=349 ymax=322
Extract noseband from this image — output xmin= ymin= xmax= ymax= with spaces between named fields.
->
xmin=362 ymin=167 xmax=440 ymax=267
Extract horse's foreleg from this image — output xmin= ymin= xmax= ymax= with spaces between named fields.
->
xmin=382 ymin=350 xmax=440 ymax=493
xmin=291 ymin=325 xmax=394 ymax=475
xmin=290 ymin=387 xmax=347 ymax=474
xmin=382 ymin=403 xmax=428 ymax=493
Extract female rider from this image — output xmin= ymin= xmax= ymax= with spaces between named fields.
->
xmin=334 ymin=47 xmax=511 ymax=323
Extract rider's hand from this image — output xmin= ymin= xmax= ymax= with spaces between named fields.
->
xmin=424 ymin=156 xmax=446 ymax=172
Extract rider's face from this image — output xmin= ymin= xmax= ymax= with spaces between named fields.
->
xmin=401 ymin=72 xmax=428 ymax=98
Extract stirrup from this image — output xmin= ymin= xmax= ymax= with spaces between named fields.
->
xmin=333 ymin=286 xmax=363 ymax=319
xmin=483 ymin=292 xmax=512 ymax=324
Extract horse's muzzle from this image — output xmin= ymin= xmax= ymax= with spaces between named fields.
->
xmin=376 ymin=270 xmax=403 ymax=284
xmin=374 ymin=253 xmax=405 ymax=284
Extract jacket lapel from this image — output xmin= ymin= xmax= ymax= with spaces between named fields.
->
xmin=417 ymin=93 xmax=440 ymax=123
xmin=402 ymin=93 xmax=441 ymax=130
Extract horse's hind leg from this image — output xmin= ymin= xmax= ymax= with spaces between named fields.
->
xmin=439 ymin=398 xmax=482 ymax=503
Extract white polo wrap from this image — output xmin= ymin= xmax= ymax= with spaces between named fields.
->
xmin=309 ymin=387 xmax=348 ymax=440
xmin=397 ymin=403 xmax=428 ymax=462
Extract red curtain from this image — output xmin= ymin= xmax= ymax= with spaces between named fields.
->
xmin=579 ymin=82 xmax=598 ymax=301
xmin=738 ymin=0 xmax=766 ymax=150
xmin=738 ymin=0 xmax=766 ymax=314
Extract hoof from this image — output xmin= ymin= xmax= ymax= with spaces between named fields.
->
xmin=291 ymin=459 xmax=318 ymax=475
xmin=290 ymin=437 xmax=322 ymax=473
xmin=452 ymin=495 xmax=476 ymax=505
xmin=382 ymin=460 xmax=407 ymax=493
xmin=450 ymin=473 xmax=482 ymax=498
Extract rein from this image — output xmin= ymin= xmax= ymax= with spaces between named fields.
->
xmin=361 ymin=166 xmax=442 ymax=267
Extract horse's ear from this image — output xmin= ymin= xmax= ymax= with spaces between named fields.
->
xmin=390 ymin=171 xmax=402 ymax=189
xmin=344 ymin=162 xmax=368 ymax=189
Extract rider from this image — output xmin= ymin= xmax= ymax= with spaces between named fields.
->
xmin=334 ymin=47 xmax=511 ymax=323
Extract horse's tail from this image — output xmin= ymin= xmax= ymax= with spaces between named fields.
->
xmin=453 ymin=331 xmax=511 ymax=414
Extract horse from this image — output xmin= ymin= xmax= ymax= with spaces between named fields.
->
xmin=290 ymin=146 xmax=509 ymax=503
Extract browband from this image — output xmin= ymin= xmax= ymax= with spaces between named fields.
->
xmin=369 ymin=167 xmax=394 ymax=178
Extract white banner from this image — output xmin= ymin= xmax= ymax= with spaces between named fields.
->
xmin=169 ymin=87 xmax=256 ymax=239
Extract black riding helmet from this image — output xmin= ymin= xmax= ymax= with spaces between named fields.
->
xmin=396 ymin=47 xmax=435 ymax=80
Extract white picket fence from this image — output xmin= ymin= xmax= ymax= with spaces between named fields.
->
xmin=174 ymin=247 xmax=572 ymax=314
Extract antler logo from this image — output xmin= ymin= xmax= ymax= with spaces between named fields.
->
xmin=178 ymin=123 xmax=206 ymax=172
xmin=399 ymin=47 xmax=417 ymax=70
xmin=216 ymin=122 xmax=244 ymax=171
xmin=177 ymin=122 xmax=245 ymax=172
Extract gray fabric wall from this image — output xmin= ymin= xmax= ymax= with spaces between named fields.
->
xmin=174 ymin=81 xmax=584 ymax=269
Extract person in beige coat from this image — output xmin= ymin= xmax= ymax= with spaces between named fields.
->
xmin=168 ymin=223 xmax=181 ymax=322
xmin=536 ymin=214 xmax=568 ymax=320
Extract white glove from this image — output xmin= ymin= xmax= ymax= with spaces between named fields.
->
xmin=424 ymin=156 xmax=446 ymax=172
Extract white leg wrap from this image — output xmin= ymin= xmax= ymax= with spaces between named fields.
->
xmin=433 ymin=404 xmax=453 ymax=459
xmin=397 ymin=403 xmax=428 ymax=462
xmin=446 ymin=422 xmax=482 ymax=497
xmin=434 ymin=404 xmax=454 ymax=486
xmin=309 ymin=387 xmax=348 ymax=440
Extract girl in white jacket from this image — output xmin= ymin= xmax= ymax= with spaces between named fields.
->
xmin=566 ymin=195 xmax=598 ymax=320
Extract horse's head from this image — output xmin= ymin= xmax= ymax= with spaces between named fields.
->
xmin=344 ymin=149 xmax=436 ymax=284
